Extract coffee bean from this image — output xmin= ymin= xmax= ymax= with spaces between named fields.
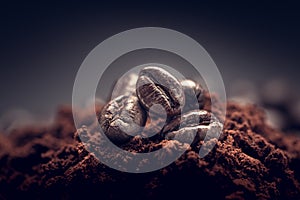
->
xmin=162 ymin=110 xmax=212 ymax=133
xmin=99 ymin=66 xmax=219 ymax=146
xmin=136 ymin=66 xmax=184 ymax=116
xmin=180 ymin=79 xmax=204 ymax=110
xmin=163 ymin=110 xmax=223 ymax=144
xmin=99 ymin=95 xmax=146 ymax=144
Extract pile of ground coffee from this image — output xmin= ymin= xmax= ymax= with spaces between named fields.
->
xmin=1 ymin=97 xmax=300 ymax=199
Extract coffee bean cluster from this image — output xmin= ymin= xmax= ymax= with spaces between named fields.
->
xmin=99 ymin=66 xmax=222 ymax=145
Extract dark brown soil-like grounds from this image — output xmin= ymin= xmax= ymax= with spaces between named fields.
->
xmin=1 ymin=97 xmax=300 ymax=199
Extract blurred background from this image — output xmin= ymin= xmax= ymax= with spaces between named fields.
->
xmin=0 ymin=1 xmax=299 ymax=133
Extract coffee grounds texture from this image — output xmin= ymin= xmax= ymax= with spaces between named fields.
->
xmin=1 ymin=94 xmax=300 ymax=199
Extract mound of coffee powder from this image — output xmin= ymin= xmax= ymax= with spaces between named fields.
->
xmin=1 ymin=92 xmax=300 ymax=199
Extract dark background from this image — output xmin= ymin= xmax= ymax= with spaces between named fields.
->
xmin=0 ymin=1 xmax=299 ymax=130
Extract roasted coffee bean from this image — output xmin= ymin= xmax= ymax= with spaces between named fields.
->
xmin=136 ymin=66 xmax=184 ymax=116
xmin=181 ymin=79 xmax=204 ymax=111
xmin=163 ymin=110 xmax=223 ymax=144
xmin=99 ymin=95 xmax=146 ymax=144
xmin=162 ymin=110 xmax=212 ymax=133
